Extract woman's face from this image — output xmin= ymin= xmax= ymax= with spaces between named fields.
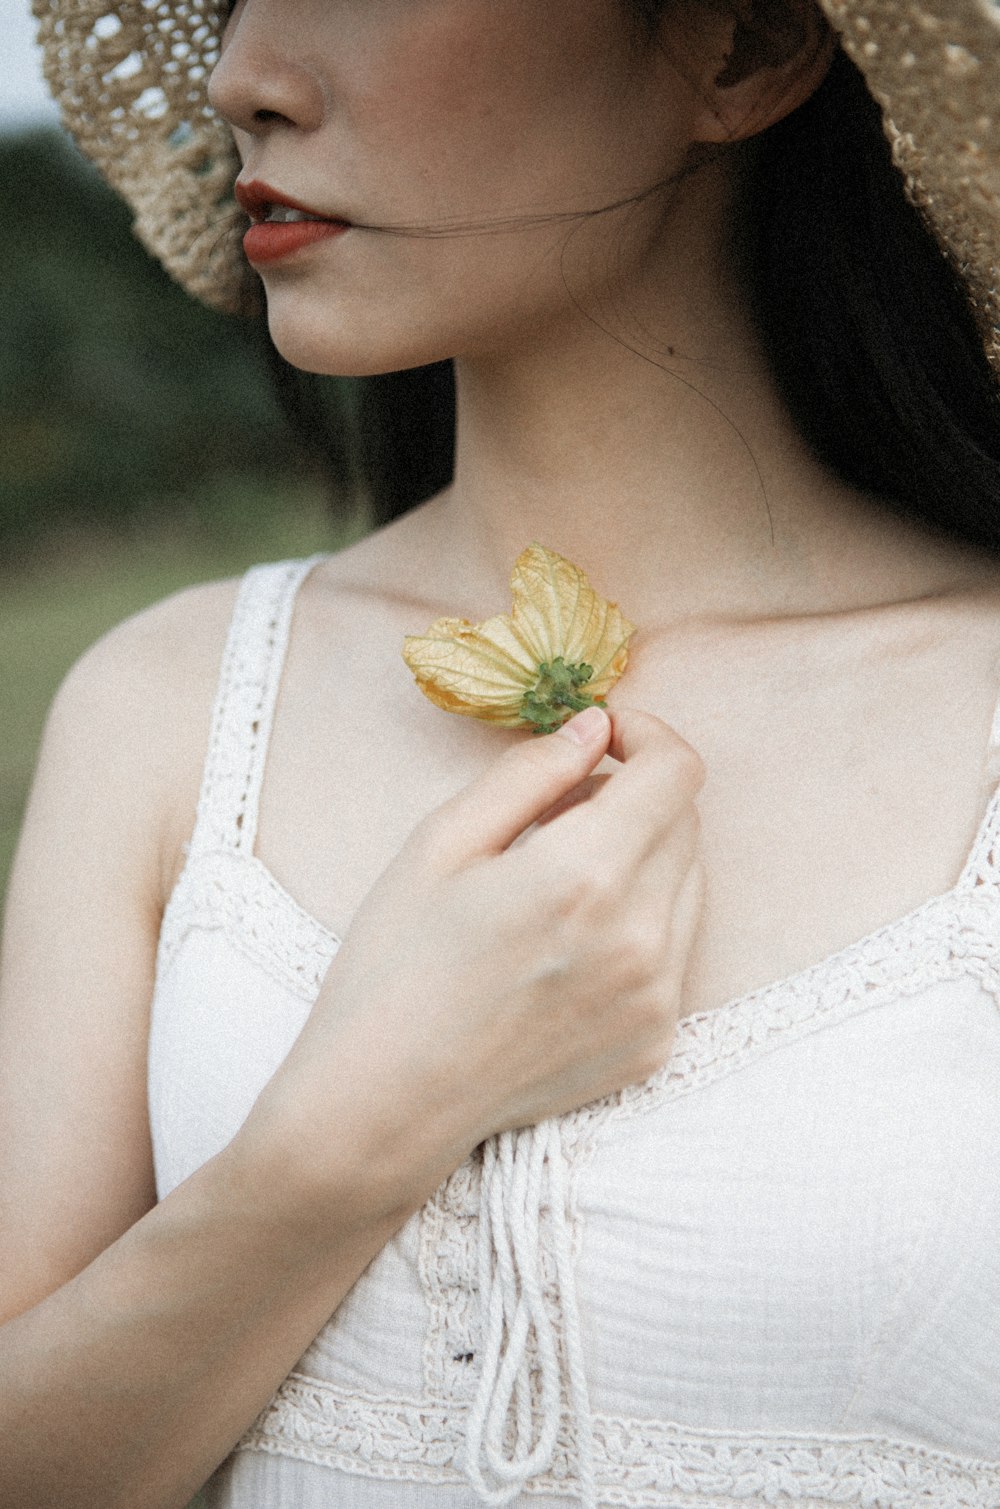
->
xmin=209 ymin=0 xmax=713 ymax=374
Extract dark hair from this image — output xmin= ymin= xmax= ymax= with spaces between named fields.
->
xmin=748 ymin=48 xmax=1000 ymax=552
xmin=277 ymin=22 xmax=1000 ymax=550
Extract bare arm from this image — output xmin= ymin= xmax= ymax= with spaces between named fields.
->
xmin=0 ymin=591 xmax=703 ymax=1509
xmin=0 ymin=1131 xmax=428 ymax=1509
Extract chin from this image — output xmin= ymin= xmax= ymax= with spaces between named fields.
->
xmin=261 ymin=278 xmax=463 ymax=378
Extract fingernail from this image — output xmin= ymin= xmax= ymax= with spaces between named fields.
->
xmin=556 ymin=706 xmax=609 ymax=744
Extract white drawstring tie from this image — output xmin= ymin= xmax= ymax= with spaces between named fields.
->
xmin=464 ymin=1119 xmax=597 ymax=1508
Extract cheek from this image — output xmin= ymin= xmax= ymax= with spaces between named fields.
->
xmin=341 ymin=0 xmax=639 ymax=206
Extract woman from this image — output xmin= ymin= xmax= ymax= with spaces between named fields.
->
xmin=3 ymin=0 xmax=1000 ymax=1504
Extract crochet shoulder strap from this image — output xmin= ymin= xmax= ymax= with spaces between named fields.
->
xmin=988 ymin=679 xmax=1000 ymax=780
xmin=187 ymin=556 xmax=325 ymax=860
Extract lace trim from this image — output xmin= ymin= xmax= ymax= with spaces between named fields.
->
xmin=960 ymin=785 xmax=1000 ymax=892
xmin=237 ymin=1372 xmax=1000 ymax=1507
xmin=156 ymin=849 xmax=339 ymax=1001
xmin=188 ymin=557 xmax=325 ymax=861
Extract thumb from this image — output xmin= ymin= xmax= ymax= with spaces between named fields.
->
xmin=427 ymin=706 xmax=611 ymax=867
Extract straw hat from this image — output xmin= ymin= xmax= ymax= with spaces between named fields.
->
xmin=32 ymin=0 xmax=1000 ymax=372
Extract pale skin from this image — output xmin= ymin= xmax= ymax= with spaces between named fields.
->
xmin=2 ymin=0 xmax=1000 ymax=1505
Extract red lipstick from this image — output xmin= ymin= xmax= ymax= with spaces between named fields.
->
xmin=236 ymin=179 xmax=351 ymax=266
xmin=243 ymin=219 xmax=350 ymax=264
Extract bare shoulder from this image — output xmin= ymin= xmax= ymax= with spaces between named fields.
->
xmin=54 ymin=575 xmax=241 ymax=725
xmin=36 ymin=575 xmax=244 ymax=910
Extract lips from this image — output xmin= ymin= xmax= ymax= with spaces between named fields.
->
xmin=236 ymin=178 xmax=352 ymax=265
xmin=235 ymin=177 xmax=349 ymax=226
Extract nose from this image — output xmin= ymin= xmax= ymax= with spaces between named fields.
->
xmin=207 ymin=0 xmax=324 ymax=137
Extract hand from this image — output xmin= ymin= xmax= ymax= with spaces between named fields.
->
xmin=253 ymin=705 xmax=704 ymax=1211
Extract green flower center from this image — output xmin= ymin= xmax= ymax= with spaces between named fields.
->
xmin=519 ymin=657 xmax=604 ymax=734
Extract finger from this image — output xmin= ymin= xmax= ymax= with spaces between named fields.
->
xmin=672 ymin=857 xmax=705 ymax=959
xmin=633 ymin=814 xmax=702 ymax=918
xmin=570 ymin=706 xmax=705 ymax=864
xmin=667 ymin=857 xmax=706 ymax=1009
xmin=528 ymin=772 xmax=613 ymax=832
xmin=609 ymin=808 xmax=701 ymax=951
xmin=419 ymin=706 xmax=612 ymax=866
xmin=606 ymin=705 xmax=705 ymax=783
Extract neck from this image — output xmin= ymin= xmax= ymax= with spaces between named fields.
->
xmin=413 ymin=163 xmax=989 ymax=630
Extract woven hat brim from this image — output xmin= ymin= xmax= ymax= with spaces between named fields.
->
xmin=818 ymin=0 xmax=1000 ymax=372
xmin=33 ymin=0 xmax=249 ymax=313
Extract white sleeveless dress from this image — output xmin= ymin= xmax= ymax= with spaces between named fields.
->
xmin=149 ymin=558 xmax=1000 ymax=1508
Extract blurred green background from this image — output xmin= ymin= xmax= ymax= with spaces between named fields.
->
xmin=1 ymin=126 xmax=366 ymax=905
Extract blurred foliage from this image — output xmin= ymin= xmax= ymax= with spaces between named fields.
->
xmin=0 ymin=126 xmax=354 ymax=564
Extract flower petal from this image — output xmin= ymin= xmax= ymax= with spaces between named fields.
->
xmin=509 ymin=544 xmax=635 ymax=696
xmin=402 ymin=614 xmax=538 ymax=724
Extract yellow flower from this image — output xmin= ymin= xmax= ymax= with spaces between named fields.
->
xmin=402 ymin=543 xmax=636 ymax=734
